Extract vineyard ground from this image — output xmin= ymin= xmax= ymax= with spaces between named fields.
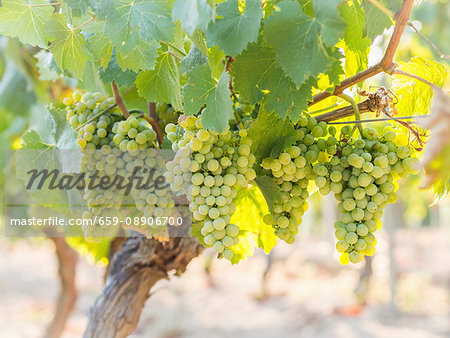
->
xmin=0 ymin=227 xmax=449 ymax=338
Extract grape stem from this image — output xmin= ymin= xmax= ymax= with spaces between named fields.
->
xmin=111 ymin=81 xmax=130 ymax=118
xmin=146 ymin=102 xmax=164 ymax=145
xmin=309 ymin=0 xmax=414 ymax=108
xmin=361 ymin=0 xmax=449 ymax=59
xmin=337 ymin=94 xmax=364 ymax=136
xmin=75 ymin=104 xmax=117 ymax=131
xmin=407 ymin=22 xmax=450 ymax=59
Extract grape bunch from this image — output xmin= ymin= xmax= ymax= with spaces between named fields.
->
xmin=329 ymin=126 xmax=418 ymax=264
xmin=261 ymin=116 xmax=336 ymax=242
xmin=164 ymin=115 xmax=256 ymax=260
xmin=63 ymin=91 xmax=173 ymax=239
xmin=64 ymin=91 xmax=125 ymax=238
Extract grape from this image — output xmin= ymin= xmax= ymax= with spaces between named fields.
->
xmin=327 ymin=126 xmax=417 ymax=264
xmin=260 ymin=116 xmax=337 ymax=242
xmin=164 ymin=116 xmax=254 ymax=260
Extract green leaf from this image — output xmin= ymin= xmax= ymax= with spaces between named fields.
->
xmin=99 ymin=52 xmax=137 ymax=88
xmin=15 ymin=109 xmax=80 ymax=214
xmin=254 ymin=175 xmax=282 ymax=212
xmin=64 ymin=0 xmax=93 ymax=16
xmin=117 ymin=39 xmax=160 ymax=72
xmin=229 ymin=186 xmax=277 ymax=264
xmin=46 ymin=108 xmax=79 ymax=149
xmin=363 ymin=0 xmax=402 ymax=41
xmin=0 ymin=61 xmax=37 ymax=116
xmin=231 ymin=41 xmax=314 ymax=121
xmin=263 ymin=0 xmax=344 ymax=87
xmin=78 ymin=60 xmax=106 ymax=92
xmin=183 ymin=65 xmax=234 ymax=132
xmin=172 ymin=0 xmax=213 ymax=35
xmin=206 ymin=0 xmax=263 ymax=56
xmin=46 ymin=13 xmax=91 ymax=79
xmin=207 ymin=46 xmax=226 ymax=80
xmin=392 ymin=57 xmax=448 ymax=116
xmin=247 ymin=107 xmax=297 ymax=163
xmin=35 ymin=50 xmax=61 ymax=81
xmin=183 ymin=64 xmax=212 ymax=115
xmin=66 ymin=237 xmax=112 ymax=265
xmin=189 ymin=28 xmax=209 ymax=57
xmin=340 ymin=0 xmax=370 ymax=53
xmin=339 ymin=40 xmax=368 ymax=79
xmin=21 ymin=129 xmax=49 ymax=149
xmin=202 ymin=71 xmax=234 ymax=132
xmin=85 ymin=21 xmax=113 ymax=69
xmin=180 ymin=45 xmax=208 ymax=73
xmin=136 ymin=52 xmax=183 ymax=111
xmin=0 ymin=0 xmax=54 ymax=48
xmin=96 ymin=0 xmax=174 ymax=53
xmin=431 ymin=176 xmax=450 ymax=205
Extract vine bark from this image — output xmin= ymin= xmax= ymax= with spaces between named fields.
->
xmin=84 ymin=237 xmax=203 ymax=338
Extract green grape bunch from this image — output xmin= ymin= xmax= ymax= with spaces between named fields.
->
xmin=328 ymin=126 xmax=418 ymax=264
xmin=164 ymin=115 xmax=256 ymax=261
xmin=63 ymin=90 xmax=172 ymax=239
xmin=261 ymin=116 xmax=336 ymax=243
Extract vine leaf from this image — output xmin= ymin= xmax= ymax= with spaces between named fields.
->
xmin=231 ymin=41 xmax=314 ymax=121
xmin=392 ymin=57 xmax=448 ymax=116
xmin=16 ymin=109 xmax=80 ymax=212
xmin=172 ymin=0 xmax=213 ymax=36
xmin=46 ymin=13 xmax=91 ymax=79
xmin=64 ymin=0 xmax=93 ymax=17
xmin=35 ymin=50 xmax=61 ymax=81
xmin=263 ymin=0 xmax=345 ymax=87
xmin=183 ymin=64 xmax=234 ymax=132
xmin=136 ymin=52 xmax=183 ymax=111
xmin=0 ymin=63 xmax=37 ymax=116
xmin=340 ymin=0 xmax=370 ymax=54
xmin=85 ymin=21 xmax=113 ymax=69
xmin=247 ymin=107 xmax=297 ymax=163
xmin=339 ymin=41 xmax=368 ymax=79
xmin=363 ymin=0 xmax=402 ymax=41
xmin=66 ymin=237 xmax=112 ymax=264
xmin=206 ymin=0 xmax=263 ymax=56
xmin=117 ymin=39 xmax=160 ymax=72
xmin=183 ymin=64 xmax=214 ymax=115
xmin=99 ymin=52 xmax=137 ymax=88
xmin=202 ymin=71 xmax=234 ymax=132
xmin=96 ymin=0 xmax=174 ymax=53
xmin=180 ymin=45 xmax=208 ymax=73
xmin=419 ymin=91 xmax=450 ymax=201
xmin=189 ymin=28 xmax=209 ymax=57
xmin=229 ymin=186 xmax=277 ymax=264
xmin=254 ymin=176 xmax=282 ymax=212
xmin=0 ymin=0 xmax=54 ymax=48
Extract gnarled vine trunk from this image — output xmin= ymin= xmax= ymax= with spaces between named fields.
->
xmin=84 ymin=237 xmax=203 ymax=338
